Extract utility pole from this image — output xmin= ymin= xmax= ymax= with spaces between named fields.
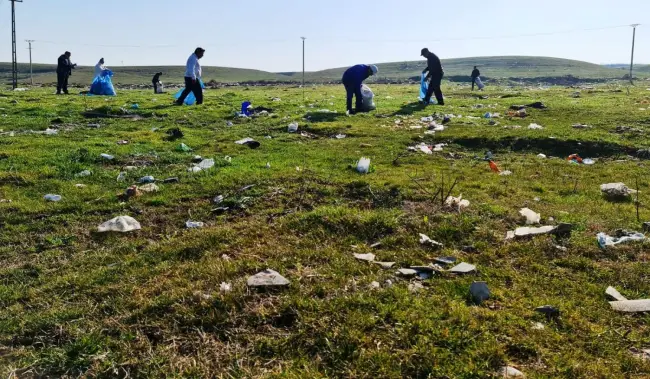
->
xmin=630 ymin=24 xmax=640 ymax=84
xmin=301 ymin=37 xmax=306 ymax=101
xmin=25 ymin=39 xmax=34 ymax=85
xmin=10 ymin=0 xmax=23 ymax=89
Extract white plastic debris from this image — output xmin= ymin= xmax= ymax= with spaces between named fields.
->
xmin=44 ymin=128 xmax=58 ymax=135
xmin=100 ymin=153 xmax=114 ymax=160
xmin=528 ymin=123 xmax=543 ymax=130
xmin=138 ymin=176 xmax=155 ymax=183
xmin=138 ymin=183 xmax=159 ymax=193
xmin=600 ymin=183 xmax=637 ymax=198
xmin=519 ymin=208 xmax=541 ymax=225
xmin=415 ymin=143 xmax=432 ymax=155
xmin=421 ymin=116 xmax=434 ymax=122
xmin=235 ymin=137 xmax=255 ymax=145
xmin=498 ymin=366 xmax=525 ymax=378
xmin=499 ymin=170 xmax=513 ymax=176
xmin=353 ymin=253 xmax=376 ymax=262
xmin=419 ymin=233 xmax=443 ymax=248
xmin=44 ymin=194 xmax=62 ymax=202
xmin=97 ymin=216 xmax=141 ymax=233
xmin=117 ymin=172 xmax=126 ymax=182
xmin=189 ymin=159 xmax=215 ymax=173
xmin=445 ymin=195 xmax=470 ymax=210
xmin=76 ymin=170 xmax=92 ymax=177
xmin=597 ymin=231 xmax=646 ymax=248
xmin=335 ymin=134 xmax=347 ymax=139
xmin=186 ymin=220 xmax=205 ymax=229
xmin=537 ymin=154 xmax=547 ymax=159
xmin=288 ymin=123 xmax=299 ymax=133
xmin=220 ymin=282 xmax=232 ymax=293
xmin=247 ymin=269 xmax=290 ymax=288
xmin=356 ymin=157 xmax=370 ymax=174
xmin=432 ymin=143 xmax=446 ymax=152
xmin=75 ymin=184 xmax=86 ymax=189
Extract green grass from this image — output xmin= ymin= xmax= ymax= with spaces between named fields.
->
xmin=3 ymin=56 xmax=650 ymax=86
xmin=1 ymin=82 xmax=650 ymax=377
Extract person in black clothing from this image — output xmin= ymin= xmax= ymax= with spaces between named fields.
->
xmin=56 ymin=51 xmax=76 ymax=95
xmin=152 ymin=72 xmax=163 ymax=94
xmin=471 ymin=66 xmax=480 ymax=90
xmin=421 ymin=48 xmax=444 ymax=106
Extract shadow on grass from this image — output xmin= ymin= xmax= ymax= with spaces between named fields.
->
xmin=305 ymin=112 xmax=342 ymax=123
xmin=392 ymin=101 xmax=427 ymax=116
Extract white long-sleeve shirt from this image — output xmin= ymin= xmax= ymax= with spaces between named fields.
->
xmin=94 ymin=63 xmax=107 ymax=78
xmin=184 ymin=53 xmax=202 ymax=80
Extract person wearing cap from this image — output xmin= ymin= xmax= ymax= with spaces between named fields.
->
xmin=341 ymin=64 xmax=378 ymax=114
xmin=421 ymin=48 xmax=444 ymax=105
xmin=175 ymin=47 xmax=205 ymax=105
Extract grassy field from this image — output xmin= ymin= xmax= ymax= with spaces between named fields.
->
xmin=2 ymin=56 xmax=649 ymax=86
xmin=1 ymin=81 xmax=650 ymax=378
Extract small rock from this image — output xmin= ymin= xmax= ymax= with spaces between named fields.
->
xmin=531 ymin=322 xmax=545 ymax=330
xmin=450 ymin=262 xmax=476 ymax=274
xmin=600 ymin=183 xmax=637 ymax=198
xmin=247 ymin=269 xmax=290 ymax=288
xmin=497 ymin=366 xmax=525 ymax=378
xmin=353 ymin=253 xmax=376 ymax=262
xmin=408 ymin=282 xmax=424 ymax=293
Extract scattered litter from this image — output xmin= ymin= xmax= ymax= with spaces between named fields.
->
xmin=605 ymin=286 xmax=628 ymax=301
xmin=610 ymin=299 xmax=650 ymax=313
xmin=235 ymin=138 xmax=260 ymax=149
xmin=412 ymin=143 xmax=432 ymax=155
xmin=44 ymin=194 xmax=62 ymax=202
xmin=138 ymin=183 xmax=159 ymax=193
xmin=247 ymin=269 xmax=290 ymax=288
xmin=499 ymin=170 xmax=512 ymax=176
xmin=288 ymin=122 xmax=299 ymax=133
xmin=124 ymin=186 xmax=141 ymax=199
xmin=356 ymin=157 xmax=370 ymax=174
xmin=335 ymin=134 xmax=347 ymax=139
xmin=583 ymin=158 xmax=595 ymax=165
xmin=421 ymin=116 xmax=433 ymax=122
xmin=97 ymin=216 xmax=141 ymax=233
xmin=571 ymin=91 xmax=581 ymax=98
xmin=213 ymin=195 xmax=224 ymax=204
xmin=189 ymin=159 xmax=215 ymax=173
xmin=506 ymin=224 xmax=572 ymax=239
xmin=450 ymin=262 xmax=476 ymax=274
xmin=572 ymin=123 xmax=592 ymax=129
xmin=186 ymin=220 xmax=205 ymax=229
xmin=630 ymin=348 xmax=650 ymax=361
xmin=528 ymin=123 xmax=543 ymax=130
xmin=100 ymin=153 xmax=114 ymax=160
xmin=138 ymin=176 xmax=155 ymax=184
xmin=131 ymin=104 xmax=139 ymax=109
xmin=123 ymin=166 xmax=138 ymax=171
xmin=177 ymin=143 xmax=192 ymax=152
xmin=166 ymin=127 xmax=184 ymax=141
xmin=445 ymin=195 xmax=470 ymax=210
xmin=600 ymin=183 xmax=637 ymax=198
xmin=397 ymin=268 xmax=418 ymax=277
xmin=519 ymin=208 xmax=541 ymax=225
xmin=369 ymin=281 xmax=381 ymax=289
xmin=76 ymin=170 xmax=92 ymax=177
xmin=527 ymin=101 xmax=547 ymax=109
xmin=470 ymin=281 xmax=490 ymax=304
xmin=537 ymin=154 xmax=547 ymax=159
xmin=419 ymin=233 xmax=443 ymax=248
xmin=597 ymin=230 xmax=646 ymax=248
xmin=162 ymin=177 xmax=179 ymax=184
xmin=266 ymin=162 xmax=271 ymax=169
xmin=75 ymin=184 xmax=86 ymax=189
xmin=219 ymin=282 xmax=232 ymax=293
xmin=434 ymin=257 xmax=457 ymax=265
xmin=535 ymin=305 xmax=560 ymax=319
xmin=353 ymin=253 xmax=376 ymax=262
xmin=498 ymin=366 xmax=525 ymax=378
xmin=373 ymin=262 xmax=396 ymax=270
xmin=44 ymin=128 xmax=58 ymax=135
xmin=117 ymin=140 xmax=129 ymax=145
xmin=489 ymin=160 xmax=501 ymax=173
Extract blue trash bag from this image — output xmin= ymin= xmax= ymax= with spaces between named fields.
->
xmin=419 ymin=73 xmax=436 ymax=104
xmin=241 ymin=101 xmax=252 ymax=116
xmin=174 ymin=79 xmax=205 ymax=105
xmin=89 ymin=70 xmax=116 ymax=96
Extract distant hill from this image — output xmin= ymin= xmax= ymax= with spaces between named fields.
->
xmin=1 ymin=56 xmax=646 ymax=86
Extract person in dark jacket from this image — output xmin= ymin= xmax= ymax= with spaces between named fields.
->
xmin=471 ymin=66 xmax=480 ymax=90
xmin=421 ymin=48 xmax=444 ymax=105
xmin=341 ymin=64 xmax=378 ymax=114
xmin=152 ymin=72 xmax=163 ymax=93
xmin=56 ymin=51 xmax=76 ymax=95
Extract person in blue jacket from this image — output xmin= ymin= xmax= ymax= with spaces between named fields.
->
xmin=342 ymin=64 xmax=378 ymax=114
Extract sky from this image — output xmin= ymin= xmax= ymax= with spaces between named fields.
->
xmin=0 ymin=0 xmax=648 ymax=72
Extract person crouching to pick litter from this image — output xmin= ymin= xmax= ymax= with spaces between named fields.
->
xmin=341 ymin=64 xmax=378 ymax=115
xmin=152 ymin=72 xmax=163 ymax=94
xmin=421 ymin=48 xmax=444 ymax=105
xmin=175 ymin=47 xmax=205 ymax=105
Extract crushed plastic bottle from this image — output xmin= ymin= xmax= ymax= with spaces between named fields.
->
xmin=356 ymin=157 xmax=370 ymax=174
xmin=138 ymin=176 xmax=155 ymax=184
xmin=44 ymin=194 xmax=62 ymax=202
xmin=288 ymin=123 xmax=299 ymax=133
xmin=186 ymin=220 xmax=205 ymax=229
xmin=100 ymin=153 xmax=114 ymax=160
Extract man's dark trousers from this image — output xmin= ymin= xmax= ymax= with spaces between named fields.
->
xmin=57 ymin=73 xmax=69 ymax=94
xmin=343 ymin=81 xmax=363 ymax=113
xmin=424 ymin=73 xmax=444 ymax=105
xmin=176 ymin=77 xmax=203 ymax=105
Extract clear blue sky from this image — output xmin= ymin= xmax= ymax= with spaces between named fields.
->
xmin=0 ymin=0 xmax=648 ymax=71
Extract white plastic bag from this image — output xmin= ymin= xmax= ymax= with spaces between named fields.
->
xmin=156 ymin=82 xmax=164 ymax=94
xmin=356 ymin=157 xmax=370 ymax=174
xmin=475 ymin=76 xmax=485 ymax=90
xmin=360 ymin=85 xmax=376 ymax=111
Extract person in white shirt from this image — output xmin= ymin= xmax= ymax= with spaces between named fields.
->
xmin=94 ymin=58 xmax=107 ymax=79
xmin=175 ymin=47 xmax=205 ymax=105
